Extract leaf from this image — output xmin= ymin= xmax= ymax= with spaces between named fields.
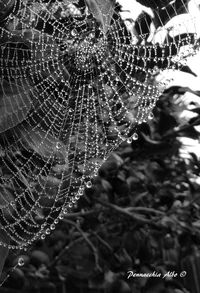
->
xmin=180 ymin=66 xmax=197 ymax=77
xmin=0 ymin=0 xmax=15 ymax=22
xmin=101 ymin=179 xmax=113 ymax=191
xmin=85 ymin=0 xmax=115 ymax=33
xmin=21 ymin=127 xmax=68 ymax=162
xmin=156 ymin=70 xmax=200 ymax=93
xmin=118 ymin=0 xmax=151 ymax=17
xmin=193 ymin=220 xmax=200 ymax=228
xmin=136 ymin=0 xmax=188 ymax=12
xmin=0 ymin=185 xmax=15 ymax=209
xmin=154 ymin=13 xmax=200 ymax=43
xmin=0 ymin=80 xmax=32 ymax=133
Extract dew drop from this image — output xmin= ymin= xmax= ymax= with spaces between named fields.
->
xmin=86 ymin=181 xmax=92 ymax=188
xmin=132 ymin=133 xmax=138 ymax=140
xmin=148 ymin=112 xmax=154 ymax=120
xmin=68 ymin=202 xmax=73 ymax=208
xmin=59 ymin=214 xmax=64 ymax=220
xmin=10 ymin=201 xmax=15 ymax=207
xmin=45 ymin=228 xmax=50 ymax=235
xmin=56 ymin=142 xmax=62 ymax=150
xmin=71 ymin=29 xmax=78 ymax=37
xmin=75 ymin=194 xmax=80 ymax=200
xmin=72 ymin=198 xmax=76 ymax=203
xmin=61 ymin=11 xmax=67 ymax=18
xmin=78 ymin=187 xmax=84 ymax=195
xmin=18 ymin=257 xmax=25 ymax=267
xmin=127 ymin=138 xmax=132 ymax=144
xmin=89 ymin=32 xmax=95 ymax=38
xmin=94 ymin=170 xmax=98 ymax=177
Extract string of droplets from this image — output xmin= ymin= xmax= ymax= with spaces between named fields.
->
xmin=0 ymin=256 xmax=25 ymax=287
xmin=0 ymin=0 xmax=199 ymax=250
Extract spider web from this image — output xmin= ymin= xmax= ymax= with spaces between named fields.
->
xmin=0 ymin=0 xmax=199 ymax=249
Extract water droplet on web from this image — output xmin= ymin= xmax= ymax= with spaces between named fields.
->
xmin=127 ymin=138 xmax=132 ymax=144
xmin=68 ymin=202 xmax=73 ymax=208
xmin=86 ymin=181 xmax=92 ymax=188
xmin=71 ymin=29 xmax=78 ymax=37
xmin=18 ymin=257 xmax=25 ymax=267
xmin=56 ymin=142 xmax=62 ymax=150
xmin=50 ymin=224 xmax=55 ymax=230
xmin=61 ymin=11 xmax=67 ymax=18
xmin=78 ymin=187 xmax=84 ymax=195
xmin=10 ymin=201 xmax=15 ymax=207
xmin=89 ymin=32 xmax=95 ymax=39
xmin=72 ymin=198 xmax=76 ymax=203
xmin=132 ymin=133 xmax=138 ymax=140
xmin=41 ymin=224 xmax=46 ymax=230
xmin=45 ymin=228 xmax=50 ymax=235
xmin=75 ymin=194 xmax=80 ymax=200
xmin=30 ymin=182 xmax=34 ymax=188
xmin=148 ymin=112 xmax=154 ymax=120
xmin=59 ymin=213 xmax=64 ymax=220
xmin=94 ymin=170 xmax=98 ymax=177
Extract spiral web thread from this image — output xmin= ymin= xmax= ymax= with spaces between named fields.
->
xmin=0 ymin=0 xmax=199 ymax=249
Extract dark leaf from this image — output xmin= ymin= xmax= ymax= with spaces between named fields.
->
xmin=0 ymin=80 xmax=32 ymax=133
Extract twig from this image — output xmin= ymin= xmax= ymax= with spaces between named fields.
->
xmin=126 ymin=207 xmax=164 ymax=215
xmin=92 ymin=232 xmax=122 ymax=263
xmin=50 ymin=236 xmax=83 ymax=266
xmin=64 ymin=209 xmax=101 ymax=219
xmin=63 ymin=219 xmax=101 ymax=271
xmin=96 ymin=199 xmax=161 ymax=227
xmin=92 ymin=231 xmax=113 ymax=253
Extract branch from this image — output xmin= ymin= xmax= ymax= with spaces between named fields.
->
xmin=50 ymin=236 xmax=83 ymax=266
xmin=92 ymin=231 xmax=113 ymax=253
xmin=96 ymin=199 xmax=161 ymax=227
xmin=64 ymin=209 xmax=101 ymax=219
xmin=63 ymin=219 xmax=101 ymax=271
xmin=127 ymin=207 xmax=164 ymax=215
